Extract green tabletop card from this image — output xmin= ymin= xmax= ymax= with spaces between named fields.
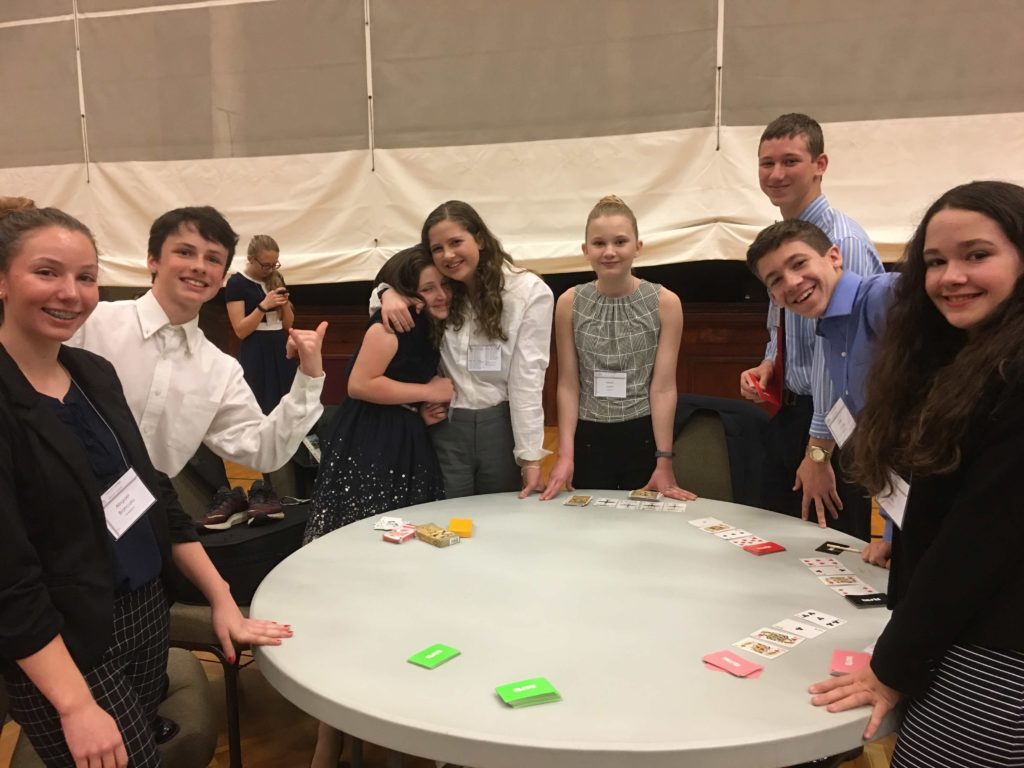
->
xmin=495 ymin=677 xmax=562 ymax=707
xmin=407 ymin=643 xmax=460 ymax=669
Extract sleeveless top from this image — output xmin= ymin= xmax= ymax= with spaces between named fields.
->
xmin=572 ymin=279 xmax=661 ymax=423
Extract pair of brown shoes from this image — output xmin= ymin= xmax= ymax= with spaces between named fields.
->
xmin=200 ymin=480 xmax=284 ymax=530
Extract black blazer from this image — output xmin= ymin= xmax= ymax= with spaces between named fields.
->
xmin=871 ymin=376 xmax=1024 ymax=697
xmin=0 ymin=344 xmax=196 ymax=673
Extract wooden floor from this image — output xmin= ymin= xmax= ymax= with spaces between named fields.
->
xmin=2 ymin=428 xmax=895 ymax=767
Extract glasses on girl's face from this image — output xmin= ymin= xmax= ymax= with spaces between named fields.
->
xmin=257 ymin=260 xmax=280 ymax=270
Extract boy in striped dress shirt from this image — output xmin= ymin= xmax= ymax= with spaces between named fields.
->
xmin=739 ymin=113 xmax=883 ymax=540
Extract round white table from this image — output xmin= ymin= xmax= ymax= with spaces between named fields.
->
xmin=252 ymin=493 xmax=898 ymax=768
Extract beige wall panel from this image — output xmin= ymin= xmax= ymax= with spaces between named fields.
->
xmin=0 ymin=22 xmax=83 ymax=168
xmin=723 ymin=0 xmax=1024 ymax=127
xmin=0 ymin=1 xmax=70 ymax=23
xmin=371 ymin=0 xmax=717 ymax=148
xmin=79 ymin=0 xmax=367 ymax=162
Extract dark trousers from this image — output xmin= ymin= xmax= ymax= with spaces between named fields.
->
xmin=430 ymin=401 xmax=521 ymax=498
xmin=6 ymin=580 xmax=169 ymax=768
xmin=761 ymin=396 xmax=872 ymax=541
xmin=572 ymin=417 xmax=656 ymax=491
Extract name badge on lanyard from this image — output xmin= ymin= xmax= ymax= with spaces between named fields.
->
xmin=768 ymin=303 xmax=781 ymax=328
xmin=468 ymin=344 xmax=501 ymax=372
xmin=102 ymin=467 xmax=157 ymax=540
xmin=825 ymin=398 xmax=856 ymax=448
xmin=594 ymin=370 xmax=627 ymax=398
xmin=876 ymin=472 xmax=909 ymax=530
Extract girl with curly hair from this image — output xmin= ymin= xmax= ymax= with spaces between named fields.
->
xmin=377 ymin=201 xmax=553 ymax=498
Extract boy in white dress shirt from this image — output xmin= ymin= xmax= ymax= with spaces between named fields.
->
xmin=69 ymin=206 xmax=327 ymax=479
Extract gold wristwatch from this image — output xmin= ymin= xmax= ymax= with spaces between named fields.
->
xmin=806 ymin=445 xmax=833 ymax=464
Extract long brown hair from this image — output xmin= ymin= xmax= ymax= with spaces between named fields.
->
xmin=421 ymin=200 xmax=513 ymax=341
xmin=848 ymin=181 xmax=1024 ymax=494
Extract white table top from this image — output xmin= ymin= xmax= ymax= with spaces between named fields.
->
xmin=252 ymin=493 xmax=897 ymax=768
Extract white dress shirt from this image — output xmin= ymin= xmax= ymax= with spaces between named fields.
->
xmin=372 ymin=263 xmax=553 ymax=462
xmin=68 ymin=290 xmax=324 ymax=477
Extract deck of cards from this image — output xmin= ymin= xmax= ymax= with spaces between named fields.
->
xmin=407 ymin=643 xmax=460 ymax=669
xmin=563 ymin=494 xmax=593 ymax=507
xmin=495 ymin=677 xmax=562 ymax=708
xmin=830 ymin=649 xmax=872 ymax=676
xmin=414 ymin=523 xmax=461 ymax=548
xmin=383 ymin=523 xmax=417 ymax=543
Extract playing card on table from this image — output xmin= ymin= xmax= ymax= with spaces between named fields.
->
xmin=743 ymin=541 xmax=785 ymax=555
xmin=729 ymin=535 xmax=768 ymax=548
xmin=809 ymin=565 xmax=853 ymax=576
xmin=797 ymin=609 xmax=847 ymax=629
xmin=562 ymin=494 xmax=593 ymax=507
xmin=616 ymin=500 xmax=640 ymax=509
xmin=832 ymin=582 xmax=881 ymax=596
xmin=714 ymin=528 xmax=752 ymax=540
xmin=773 ymin=618 xmax=825 ymax=639
xmin=845 ymin=593 xmax=887 ymax=608
xmin=816 ymin=540 xmax=861 ymax=555
xmin=373 ymin=516 xmax=405 ymax=530
xmin=702 ymin=523 xmax=734 ymax=534
xmin=688 ymin=517 xmax=724 ymax=528
xmin=818 ymin=575 xmax=862 ymax=587
xmin=750 ymin=627 xmax=804 ymax=647
xmin=733 ymin=637 xmax=788 ymax=659
xmin=662 ymin=502 xmax=688 ymax=512
xmin=702 ymin=650 xmax=763 ymax=678
xmin=801 ymin=557 xmax=841 ymax=568
xmin=629 ymin=489 xmax=662 ymax=501
xmin=640 ymin=501 xmax=664 ymax=510
xmin=592 ymin=498 xmax=617 ymax=507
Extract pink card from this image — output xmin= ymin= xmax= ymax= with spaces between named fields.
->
xmin=830 ymin=649 xmax=872 ymax=676
xmin=702 ymin=650 xmax=764 ymax=678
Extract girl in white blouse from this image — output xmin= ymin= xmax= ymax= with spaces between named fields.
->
xmin=379 ymin=201 xmax=553 ymax=498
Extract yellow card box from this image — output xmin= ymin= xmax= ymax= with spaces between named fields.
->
xmin=448 ymin=518 xmax=473 ymax=538
xmin=415 ymin=523 xmax=461 ymax=548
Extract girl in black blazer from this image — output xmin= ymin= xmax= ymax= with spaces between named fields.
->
xmin=808 ymin=181 xmax=1024 ymax=767
xmin=0 ymin=200 xmax=292 ymax=768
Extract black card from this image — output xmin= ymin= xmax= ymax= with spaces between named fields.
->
xmin=816 ymin=540 xmax=857 ymax=555
xmin=845 ymin=593 xmax=887 ymax=608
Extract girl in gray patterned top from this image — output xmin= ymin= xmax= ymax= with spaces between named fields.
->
xmin=541 ymin=196 xmax=696 ymax=501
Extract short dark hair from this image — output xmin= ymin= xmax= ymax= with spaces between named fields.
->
xmin=760 ymin=113 xmax=824 ymax=158
xmin=746 ymin=219 xmax=834 ymax=278
xmin=147 ymin=206 xmax=239 ymax=272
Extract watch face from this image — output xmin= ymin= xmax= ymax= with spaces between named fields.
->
xmin=808 ymin=446 xmax=827 ymax=463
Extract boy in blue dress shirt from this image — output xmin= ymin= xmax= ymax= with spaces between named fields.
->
xmin=746 ymin=218 xmax=897 ymax=567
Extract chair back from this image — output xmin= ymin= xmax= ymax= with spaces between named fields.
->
xmin=673 ymin=394 xmax=770 ymax=507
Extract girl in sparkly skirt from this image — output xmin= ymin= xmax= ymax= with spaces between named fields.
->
xmin=303 ymin=245 xmax=452 ymax=545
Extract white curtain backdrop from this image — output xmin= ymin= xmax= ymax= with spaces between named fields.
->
xmin=2 ymin=0 xmax=1023 ymax=285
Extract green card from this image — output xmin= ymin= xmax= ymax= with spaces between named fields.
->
xmin=495 ymin=677 xmax=562 ymax=707
xmin=407 ymin=643 xmax=460 ymax=669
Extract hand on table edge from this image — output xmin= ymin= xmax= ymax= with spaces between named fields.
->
xmin=808 ymin=665 xmax=902 ymax=740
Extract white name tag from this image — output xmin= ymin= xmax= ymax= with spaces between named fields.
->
xmin=468 ymin=344 xmax=501 ymax=372
xmin=594 ymin=370 xmax=627 ymax=398
xmin=101 ymin=467 xmax=157 ymax=540
xmin=876 ymin=471 xmax=909 ymax=530
xmin=768 ymin=303 xmax=781 ymax=328
xmin=825 ymin=398 xmax=856 ymax=448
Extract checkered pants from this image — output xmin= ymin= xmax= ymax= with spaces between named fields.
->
xmin=6 ymin=579 xmax=170 ymax=767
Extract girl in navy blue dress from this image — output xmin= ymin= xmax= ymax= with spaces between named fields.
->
xmin=225 ymin=235 xmax=297 ymax=414
xmin=303 ymin=245 xmax=452 ymax=544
